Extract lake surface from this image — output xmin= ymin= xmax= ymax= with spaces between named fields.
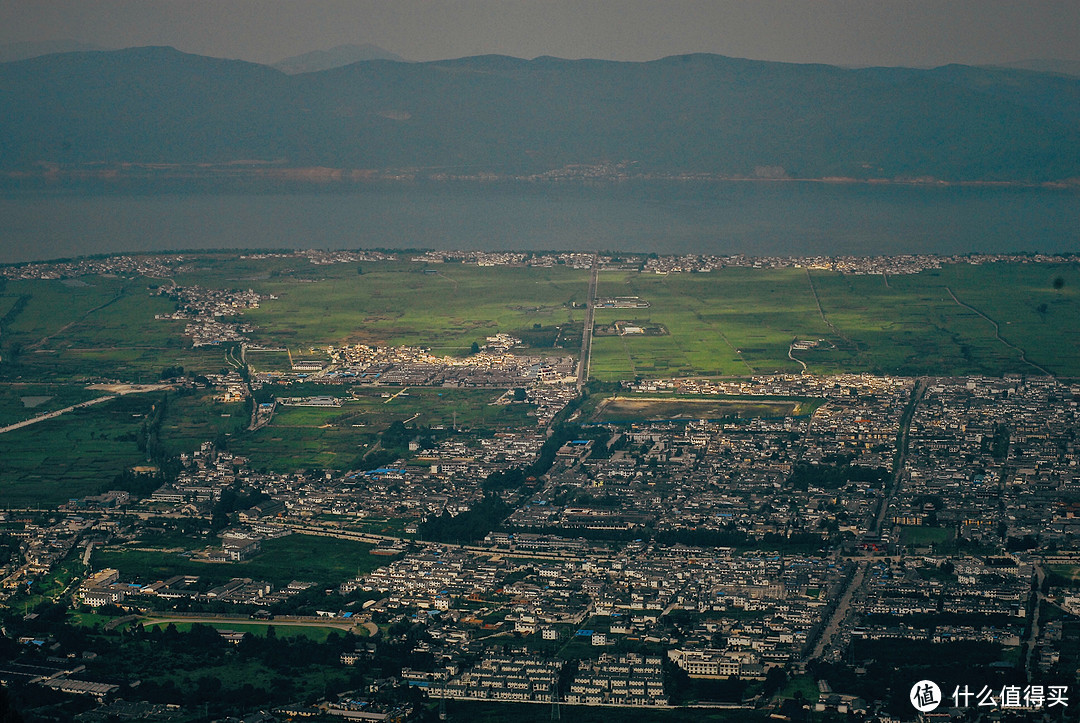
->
xmin=1 ymin=181 xmax=1078 ymax=264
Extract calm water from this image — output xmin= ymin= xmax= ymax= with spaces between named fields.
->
xmin=1 ymin=181 xmax=1078 ymax=264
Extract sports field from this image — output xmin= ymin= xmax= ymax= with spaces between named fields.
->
xmin=140 ymin=620 xmax=353 ymax=642
xmin=93 ymin=534 xmax=386 ymax=587
xmin=592 ymin=395 xmax=816 ymax=423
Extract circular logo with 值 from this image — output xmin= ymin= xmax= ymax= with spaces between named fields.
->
xmin=910 ymin=680 xmax=942 ymax=712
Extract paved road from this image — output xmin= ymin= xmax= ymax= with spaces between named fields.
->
xmin=809 ymin=560 xmax=867 ymax=661
xmin=0 ymin=395 xmax=116 ymax=435
xmin=1025 ymin=563 xmax=1046 ymax=676
xmin=806 ymin=379 xmax=926 ymax=662
xmin=872 ymin=378 xmax=927 ymax=536
xmin=0 ymin=382 xmax=175 ymax=436
xmin=577 ymin=256 xmax=599 ymax=391
xmin=787 ymin=340 xmax=808 ymax=373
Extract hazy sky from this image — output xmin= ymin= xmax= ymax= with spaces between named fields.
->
xmin=3 ymin=0 xmax=1078 ymax=67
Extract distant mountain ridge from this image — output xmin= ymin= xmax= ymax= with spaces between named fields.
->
xmin=273 ymin=43 xmax=408 ymax=74
xmin=991 ymin=59 xmax=1080 ymax=78
xmin=2 ymin=46 xmax=1079 ymax=183
xmin=0 ymin=39 xmax=109 ymax=63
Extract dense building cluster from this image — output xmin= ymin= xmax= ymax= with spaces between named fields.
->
xmin=155 ymin=285 xmax=265 ymax=346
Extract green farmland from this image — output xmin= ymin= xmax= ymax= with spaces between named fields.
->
xmin=0 ymin=393 xmax=158 ymax=506
xmin=0 ymin=275 xmax=203 ymax=382
xmin=2 ymin=255 xmax=1079 ymax=507
xmin=4 ymin=256 xmax=1077 ymax=387
xmin=229 ymin=387 xmax=537 ymax=472
xmin=0 ymin=382 xmax=103 ymax=426
xmin=234 ymin=261 xmax=590 ymax=354
xmin=588 ymin=261 xmax=1080 ymax=380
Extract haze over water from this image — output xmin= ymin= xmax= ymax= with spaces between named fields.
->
xmin=1 ymin=181 xmax=1077 ymax=264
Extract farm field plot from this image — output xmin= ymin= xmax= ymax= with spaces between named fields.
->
xmin=228 ymin=387 xmax=536 ymax=472
xmin=244 ymin=348 xmax=292 ymax=373
xmin=5 ymin=259 xmax=1077 ymax=391
xmin=590 ymin=262 xmax=1080 ymax=380
xmin=0 ymin=293 xmax=22 ymax=322
xmin=228 ymin=417 xmax=370 ymax=472
xmin=589 ymin=267 xmax=835 ymax=380
xmin=236 ymin=261 xmax=589 ymax=353
xmin=158 ymin=391 xmax=249 ymax=455
xmin=0 ymin=382 xmax=103 ymax=426
xmin=1 ymin=278 xmax=130 ymax=343
xmin=0 ymin=276 xmax=227 ymax=382
xmin=808 ymin=262 xmax=1080 ymax=376
xmin=0 ymin=394 xmax=157 ymax=506
xmin=337 ymin=387 xmax=538 ymax=430
xmin=931 ymin=262 xmax=1080 ymax=376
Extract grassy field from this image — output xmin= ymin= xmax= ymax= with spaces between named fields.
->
xmin=229 ymin=261 xmax=589 ymax=353
xmin=68 ymin=610 xmax=125 ymax=628
xmin=0 ymin=393 xmax=157 ymax=506
xmin=589 ymin=267 xmax=830 ymax=380
xmin=230 ymin=420 xmax=373 ymax=472
xmin=1047 ymin=564 xmax=1080 ymax=587
xmin=0 ymin=382 xmax=103 ymax=426
xmin=158 ymin=390 xmax=249 ymax=454
xmin=230 ymin=387 xmax=538 ymax=472
xmin=0 ymin=276 xmax=232 ymax=382
xmin=5 ymin=259 xmax=1078 ymax=390
xmin=341 ymin=387 xmax=537 ymax=429
xmin=4 ymin=259 xmax=1080 ymax=507
xmin=141 ymin=620 xmax=348 ymax=642
xmin=775 ymin=674 xmax=820 ymax=702
xmin=588 ymin=262 xmax=1080 ymax=380
xmin=804 ymin=262 xmax=1080 ymax=376
xmin=899 ymin=526 xmax=955 ymax=546
xmin=93 ymin=534 xmax=387 ymax=587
